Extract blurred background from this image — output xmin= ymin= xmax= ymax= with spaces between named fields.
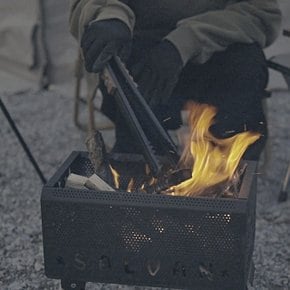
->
xmin=0 ymin=0 xmax=289 ymax=94
xmin=0 ymin=1 xmax=289 ymax=290
xmin=0 ymin=1 xmax=76 ymax=93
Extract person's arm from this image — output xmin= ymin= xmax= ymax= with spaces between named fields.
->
xmin=69 ymin=0 xmax=135 ymax=41
xmin=165 ymin=0 xmax=282 ymax=65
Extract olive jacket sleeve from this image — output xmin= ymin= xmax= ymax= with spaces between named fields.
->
xmin=69 ymin=0 xmax=135 ymax=40
xmin=69 ymin=0 xmax=282 ymax=65
xmin=165 ymin=0 xmax=282 ymax=64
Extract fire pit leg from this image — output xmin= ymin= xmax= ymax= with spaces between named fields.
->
xmin=246 ymin=259 xmax=255 ymax=290
xmin=61 ymin=280 xmax=86 ymax=290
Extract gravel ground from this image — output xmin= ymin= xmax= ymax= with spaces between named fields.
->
xmin=0 ymin=89 xmax=290 ymax=290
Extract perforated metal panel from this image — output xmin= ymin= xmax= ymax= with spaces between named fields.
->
xmin=41 ymin=151 xmax=256 ymax=290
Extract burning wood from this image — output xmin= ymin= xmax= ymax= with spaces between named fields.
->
xmin=169 ymin=163 xmax=247 ymax=198
xmin=69 ymin=103 xmax=259 ymax=198
xmin=142 ymin=169 xmax=192 ymax=195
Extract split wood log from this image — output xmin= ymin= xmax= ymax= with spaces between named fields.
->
xmin=85 ymin=131 xmax=114 ymax=184
xmin=66 ymin=173 xmax=88 ymax=189
xmin=85 ymin=174 xmax=115 ymax=192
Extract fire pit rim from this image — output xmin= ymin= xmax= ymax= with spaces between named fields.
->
xmin=42 ymin=151 xmax=256 ymax=214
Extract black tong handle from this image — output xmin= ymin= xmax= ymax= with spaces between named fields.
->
xmin=106 ymin=59 xmax=162 ymax=176
xmin=104 ymin=56 xmax=180 ymax=176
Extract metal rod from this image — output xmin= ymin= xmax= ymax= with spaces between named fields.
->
xmin=267 ymin=60 xmax=290 ymax=76
xmin=0 ymin=98 xmax=47 ymax=184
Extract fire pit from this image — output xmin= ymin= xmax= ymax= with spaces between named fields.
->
xmin=41 ymin=151 xmax=257 ymax=290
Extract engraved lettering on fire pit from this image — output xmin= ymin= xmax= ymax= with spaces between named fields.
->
xmin=199 ymin=263 xmax=214 ymax=281
xmin=124 ymin=259 xmax=135 ymax=274
xmin=73 ymin=253 xmax=86 ymax=271
xmin=56 ymin=256 xmax=65 ymax=266
xmin=221 ymin=269 xmax=229 ymax=278
xmin=99 ymin=255 xmax=111 ymax=271
xmin=147 ymin=259 xmax=161 ymax=276
xmin=173 ymin=261 xmax=186 ymax=277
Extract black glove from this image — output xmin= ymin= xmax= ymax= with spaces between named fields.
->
xmin=131 ymin=40 xmax=183 ymax=108
xmin=210 ymin=107 xmax=265 ymax=138
xmin=81 ymin=19 xmax=132 ymax=73
xmin=209 ymin=106 xmax=267 ymax=160
xmin=210 ymin=112 xmax=246 ymax=139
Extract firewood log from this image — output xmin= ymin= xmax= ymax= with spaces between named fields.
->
xmin=65 ymin=173 xmax=88 ymax=189
xmin=85 ymin=174 xmax=115 ymax=192
xmin=85 ymin=131 xmax=114 ymax=184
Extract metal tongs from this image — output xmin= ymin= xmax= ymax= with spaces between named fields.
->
xmin=102 ymin=56 xmax=180 ymax=177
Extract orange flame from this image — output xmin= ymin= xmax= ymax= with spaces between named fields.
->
xmin=109 ymin=165 xmax=120 ymax=189
xmin=172 ymin=102 xmax=260 ymax=197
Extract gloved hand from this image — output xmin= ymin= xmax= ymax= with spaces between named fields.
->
xmin=210 ymin=107 xmax=264 ymax=138
xmin=81 ymin=19 xmax=132 ymax=73
xmin=210 ymin=112 xmax=246 ymax=139
xmin=131 ymin=40 xmax=184 ymax=108
xmin=209 ymin=107 xmax=267 ymax=161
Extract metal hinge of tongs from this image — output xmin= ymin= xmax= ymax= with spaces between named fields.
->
xmin=102 ymin=56 xmax=180 ymax=177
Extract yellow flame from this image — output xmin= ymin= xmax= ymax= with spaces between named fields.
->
xmin=149 ymin=177 xmax=157 ymax=186
xmin=173 ymin=102 xmax=260 ymax=197
xmin=109 ymin=165 xmax=120 ymax=189
xmin=127 ymin=178 xmax=134 ymax=192
xmin=145 ymin=164 xmax=150 ymax=175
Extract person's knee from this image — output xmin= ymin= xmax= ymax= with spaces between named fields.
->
xmin=208 ymin=43 xmax=268 ymax=98
xmin=225 ymin=43 xmax=268 ymax=93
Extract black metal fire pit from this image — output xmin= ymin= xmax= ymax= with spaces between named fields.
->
xmin=41 ymin=151 xmax=257 ymax=290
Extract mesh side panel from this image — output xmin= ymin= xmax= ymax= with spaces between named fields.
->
xmin=42 ymin=201 xmax=246 ymax=289
xmin=44 ymin=203 xmax=242 ymax=254
xmin=70 ymin=157 xmax=95 ymax=177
